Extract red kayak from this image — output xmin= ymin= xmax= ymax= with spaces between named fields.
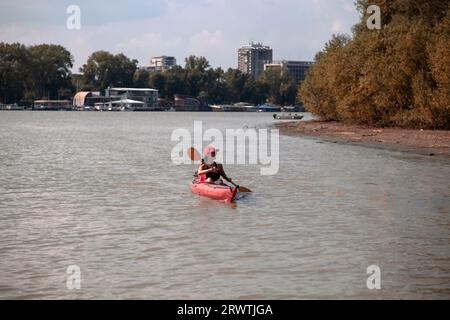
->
xmin=190 ymin=179 xmax=238 ymax=203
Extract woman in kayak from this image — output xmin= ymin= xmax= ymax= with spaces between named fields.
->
xmin=198 ymin=146 xmax=231 ymax=184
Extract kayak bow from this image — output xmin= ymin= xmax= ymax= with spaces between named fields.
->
xmin=190 ymin=179 xmax=238 ymax=203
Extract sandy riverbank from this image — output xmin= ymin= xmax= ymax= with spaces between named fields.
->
xmin=276 ymin=120 xmax=450 ymax=157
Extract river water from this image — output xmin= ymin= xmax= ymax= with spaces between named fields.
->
xmin=0 ymin=111 xmax=449 ymax=299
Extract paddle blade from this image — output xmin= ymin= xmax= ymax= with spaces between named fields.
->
xmin=237 ymin=186 xmax=252 ymax=193
xmin=187 ymin=147 xmax=202 ymax=161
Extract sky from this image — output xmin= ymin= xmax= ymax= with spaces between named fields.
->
xmin=0 ymin=0 xmax=360 ymax=72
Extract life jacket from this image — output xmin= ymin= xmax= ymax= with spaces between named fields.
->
xmin=199 ymin=168 xmax=207 ymax=182
xmin=198 ymin=161 xmax=220 ymax=182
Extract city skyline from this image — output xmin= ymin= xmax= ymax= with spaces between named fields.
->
xmin=0 ymin=0 xmax=359 ymax=72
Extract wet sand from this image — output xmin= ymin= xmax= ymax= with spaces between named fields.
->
xmin=276 ymin=120 xmax=450 ymax=158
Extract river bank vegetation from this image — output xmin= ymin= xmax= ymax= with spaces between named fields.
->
xmin=0 ymin=43 xmax=74 ymax=104
xmin=1 ymin=45 xmax=297 ymax=107
xmin=299 ymin=0 xmax=450 ymax=129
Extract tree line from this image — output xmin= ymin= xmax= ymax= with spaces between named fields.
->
xmin=299 ymin=0 xmax=450 ymax=129
xmin=1 ymin=44 xmax=298 ymax=106
xmin=0 ymin=43 xmax=73 ymax=104
xmin=78 ymin=52 xmax=298 ymax=105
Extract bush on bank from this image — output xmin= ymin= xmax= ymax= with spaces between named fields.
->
xmin=299 ymin=0 xmax=450 ymax=129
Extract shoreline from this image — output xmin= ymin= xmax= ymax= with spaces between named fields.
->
xmin=275 ymin=120 xmax=450 ymax=158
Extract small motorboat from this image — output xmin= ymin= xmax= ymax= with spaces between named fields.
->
xmin=273 ymin=113 xmax=304 ymax=120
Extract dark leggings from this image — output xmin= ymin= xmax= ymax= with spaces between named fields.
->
xmin=206 ymin=171 xmax=221 ymax=181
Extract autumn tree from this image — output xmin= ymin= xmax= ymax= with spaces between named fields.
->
xmin=300 ymin=0 xmax=450 ymax=129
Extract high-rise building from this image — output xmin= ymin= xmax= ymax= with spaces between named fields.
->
xmin=263 ymin=63 xmax=282 ymax=72
xmin=149 ymin=56 xmax=177 ymax=72
xmin=264 ymin=60 xmax=314 ymax=84
xmin=238 ymin=42 xmax=273 ymax=80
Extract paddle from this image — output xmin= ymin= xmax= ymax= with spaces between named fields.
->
xmin=188 ymin=147 xmax=202 ymax=162
xmin=187 ymin=147 xmax=252 ymax=193
xmin=228 ymin=181 xmax=252 ymax=193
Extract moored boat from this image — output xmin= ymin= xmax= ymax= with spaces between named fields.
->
xmin=273 ymin=113 xmax=304 ymax=120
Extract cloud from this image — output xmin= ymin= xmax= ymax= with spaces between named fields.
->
xmin=331 ymin=19 xmax=345 ymax=33
xmin=0 ymin=0 xmax=360 ymax=71
xmin=0 ymin=0 xmax=167 ymax=26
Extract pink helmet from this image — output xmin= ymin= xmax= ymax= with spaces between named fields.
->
xmin=203 ymin=146 xmax=218 ymax=156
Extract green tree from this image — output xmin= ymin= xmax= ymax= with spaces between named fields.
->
xmin=184 ymin=55 xmax=211 ymax=97
xmin=279 ymin=72 xmax=297 ymax=105
xmin=0 ymin=43 xmax=29 ymax=103
xmin=224 ymin=68 xmax=260 ymax=103
xmin=80 ymin=51 xmax=137 ymax=91
xmin=252 ymin=81 xmax=270 ymax=105
xmin=241 ymin=75 xmax=257 ymax=104
xmin=133 ymin=69 xmax=150 ymax=88
xmin=185 ymin=55 xmax=210 ymax=72
xmin=164 ymin=66 xmax=187 ymax=99
xmin=259 ymin=67 xmax=297 ymax=105
xmin=201 ymin=67 xmax=228 ymax=103
xmin=149 ymin=72 xmax=167 ymax=97
xmin=27 ymin=44 xmax=73 ymax=100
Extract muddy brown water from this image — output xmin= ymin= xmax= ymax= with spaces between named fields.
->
xmin=0 ymin=111 xmax=449 ymax=299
